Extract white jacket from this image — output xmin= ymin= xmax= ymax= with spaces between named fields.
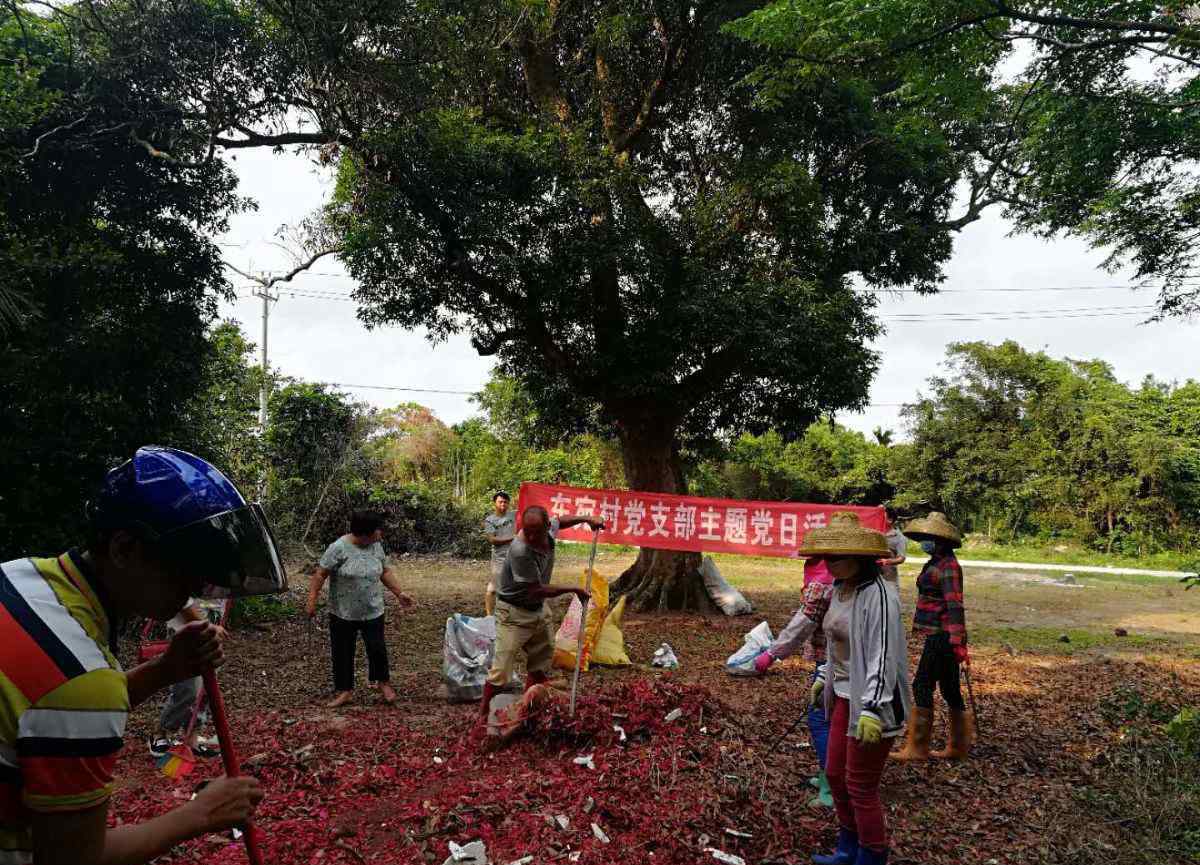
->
xmin=817 ymin=576 xmax=912 ymax=738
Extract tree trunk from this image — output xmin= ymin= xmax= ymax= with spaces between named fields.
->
xmin=609 ymin=420 xmax=712 ymax=613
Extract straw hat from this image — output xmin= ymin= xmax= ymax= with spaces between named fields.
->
xmin=797 ymin=511 xmax=891 ymax=558
xmin=901 ymin=511 xmax=963 ymax=548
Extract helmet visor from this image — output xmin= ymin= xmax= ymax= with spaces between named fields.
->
xmin=161 ymin=503 xmax=288 ymax=597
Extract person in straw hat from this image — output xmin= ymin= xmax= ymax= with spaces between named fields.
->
xmin=804 ymin=512 xmax=910 ymax=865
xmin=892 ymin=511 xmax=971 ymax=762
xmin=751 ymin=555 xmax=836 ymax=807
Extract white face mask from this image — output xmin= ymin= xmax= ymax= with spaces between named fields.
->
xmin=920 ymin=540 xmax=938 ymax=555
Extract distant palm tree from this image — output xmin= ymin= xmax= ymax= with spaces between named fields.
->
xmin=873 ymin=427 xmax=894 ymax=447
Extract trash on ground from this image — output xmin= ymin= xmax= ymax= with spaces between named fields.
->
xmin=592 ymin=823 xmax=610 ymax=844
xmin=724 ymin=621 xmax=774 ymax=676
xmin=572 ymin=754 xmax=595 ymax=770
xmin=443 ymin=614 xmax=513 ymax=702
xmin=652 ymin=643 xmax=680 ymax=669
xmin=664 ymin=708 xmax=683 ymax=723
xmin=443 ymin=839 xmax=487 ymax=865
xmin=705 ymin=848 xmax=747 ymax=865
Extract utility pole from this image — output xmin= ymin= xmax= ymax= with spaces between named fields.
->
xmin=251 ymin=277 xmax=278 ymax=502
xmin=253 ymin=275 xmax=278 ymax=431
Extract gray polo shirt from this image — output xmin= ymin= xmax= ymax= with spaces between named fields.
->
xmin=496 ymin=518 xmax=560 ymax=611
xmin=318 ymin=536 xmax=387 ymax=621
xmin=882 ymin=528 xmax=907 ymax=581
xmin=483 ymin=511 xmax=516 ymax=567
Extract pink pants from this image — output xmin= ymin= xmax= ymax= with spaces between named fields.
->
xmin=825 ymin=697 xmax=894 ymax=852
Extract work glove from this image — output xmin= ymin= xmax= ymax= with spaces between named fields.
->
xmin=953 ymin=644 xmax=971 ymax=667
xmin=809 ymin=678 xmax=824 ymax=708
xmin=855 ymin=712 xmax=883 ymax=744
xmin=753 ymin=651 xmax=775 ymax=675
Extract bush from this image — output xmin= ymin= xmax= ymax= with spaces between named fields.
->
xmin=1167 ymin=708 xmax=1200 ymax=758
xmin=297 ymin=481 xmax=489 ymax=560
xmin=1046 ymin=687 xmax=1200 ymax=864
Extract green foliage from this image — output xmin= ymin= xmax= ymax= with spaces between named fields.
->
xmin=689 ymin=423 xmax=893 ymax=505
xmin=183 ymin=321 xmax=268 ymax=492
xmin=229 ymin=595 xmax=295 ymax=629
xmin=366 ymin=403 xmax=458 ymax=485
xmin=263 ymin=383 xmax=373 ymax=546
xmin=0 ymin=6 xmax=244 ymax=558
xmin=894 ymin=341 xmax=1200 ymax=555
xmin=737 ymin=0 xmax=1200 ymax=317
xmin=1167 ymin=708 xmax=1200 ymax=759
xmin=1055 ymin=686 xmax=1200 ymax=864
xmin=1099 ymin=684 xmax=1180 ymax=728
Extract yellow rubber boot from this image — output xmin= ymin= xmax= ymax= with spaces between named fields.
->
xmin=892 ymin=706 xmax=933 ymax=762
xmin=933 ymin=709 xmax=973 ymax=760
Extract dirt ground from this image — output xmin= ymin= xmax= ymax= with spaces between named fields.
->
xmin=115 ymin=550 xmax=1200 ymax=865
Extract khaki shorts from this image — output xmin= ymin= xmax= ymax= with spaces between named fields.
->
xmin=488 ymin=559 xmax=506 ymax=593
xmin=488 ymin=600 xmax=553 ymax=685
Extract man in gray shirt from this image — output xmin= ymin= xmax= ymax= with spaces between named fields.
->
xmin=482 ymin=490 xmax=515 ymax=616
xmin=480 ymin=505 xmax=603 ymax=723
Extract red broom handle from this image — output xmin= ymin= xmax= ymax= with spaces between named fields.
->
xmin=201 ymin=668 xmax=264 ymax=865
xmin=183 ymin=601 xmax=233 ymax=742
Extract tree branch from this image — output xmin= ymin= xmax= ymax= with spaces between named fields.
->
xmin=130 ymin=129 xmax=216 ymax=168
xmin=889 ymin=10 xmax=1007 ymax=56
xmin=989 ymin=0 xmax=1182 ymax=37
xmin=21 ymin=115 xmax=89 ymax=159
xmin=613 ymin=34 xmax=686 ymax=155
xmin=223 ymin=248 xmax=344 ymax=289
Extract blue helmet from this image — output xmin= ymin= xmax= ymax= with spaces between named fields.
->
xmin=89 ymin=446 xmax=287 ymax=597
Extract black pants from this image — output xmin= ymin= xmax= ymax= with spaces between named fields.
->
xmin=329 ymin=614 xmax=390 ymax=692
xmin=912 ymin=633 xmax=964 ymax=711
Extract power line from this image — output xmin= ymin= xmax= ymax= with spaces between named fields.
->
xmin=323 ymin=381 xmax=479 ymax=395
xmin=324 ymin=379 xmax=912 ymax=408
xmin=857 ymin=284 xmax=1192 ymax=294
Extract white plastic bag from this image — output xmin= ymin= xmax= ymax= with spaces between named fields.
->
xmin=652 ymin=642 xmax=680 ymax=669
xmin=442 ymin=840 xmax=487 ymax=865
xmin=725 ymin=620 xmax=774 ymax=676
xmin=443 ymin=614 xmax=508 ymax=702
xmin=700 ymin=556 xmax=753 ymax=616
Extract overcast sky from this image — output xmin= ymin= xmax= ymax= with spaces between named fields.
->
xmin=217 ymin=147 xmax=1196 ymax=441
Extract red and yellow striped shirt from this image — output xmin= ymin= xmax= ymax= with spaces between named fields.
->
xmin=0 ymin=550 xmax=128 ymax=862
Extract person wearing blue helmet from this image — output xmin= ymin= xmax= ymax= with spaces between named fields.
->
xmin=0 ymin=446 xmax=286 ymax=865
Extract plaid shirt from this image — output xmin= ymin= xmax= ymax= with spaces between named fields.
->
xmin=912 ymin=552 xmax=967 ymax=647
xmin=768 ymin=580 xmax=834 ymax=664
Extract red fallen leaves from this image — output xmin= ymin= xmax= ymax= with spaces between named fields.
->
xmin=110 ymin=677 xmax=830 ymax=865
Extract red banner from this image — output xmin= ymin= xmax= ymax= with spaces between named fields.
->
xmin=517 ymin=482 xmax=888 ymax=559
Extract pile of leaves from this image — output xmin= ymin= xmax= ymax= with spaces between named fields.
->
xmin=111 ymin=677 xmax=829 ymax=865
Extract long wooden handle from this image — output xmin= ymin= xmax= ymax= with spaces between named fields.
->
xmin=202 ymin=669 xmax=264 ymax=865
xmin=568 ymin=528 xmax=601 ymax=717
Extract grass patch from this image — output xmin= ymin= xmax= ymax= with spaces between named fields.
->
xmin=957 ymin=540 xmax=1195 ymax=572
xmin=973 ymin=625 xmax=1179 ymax=655
xmin=230 ymin=595 xmax=296 ymax=628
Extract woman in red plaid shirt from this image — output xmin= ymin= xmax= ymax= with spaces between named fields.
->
xmin=893 ymin=512 xmax=972 ymax=762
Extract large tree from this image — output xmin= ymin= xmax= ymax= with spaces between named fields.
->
xmin=328 ymin=1 xmax=1001 ymax=608
xmin=0 ymin=6 xmax=243 ymax=557
xmin=53 ymin=0 xmax=1005 ymax=608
